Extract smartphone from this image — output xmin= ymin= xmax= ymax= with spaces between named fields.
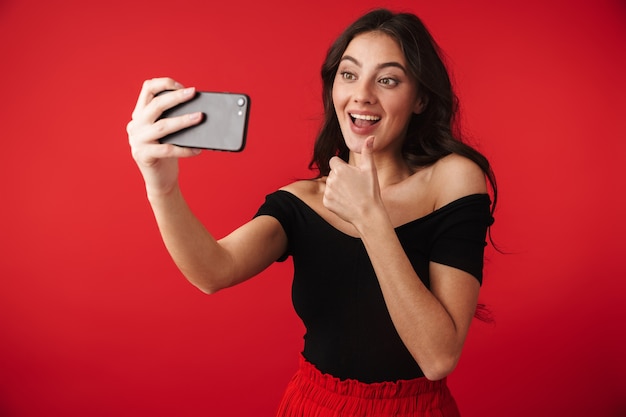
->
xmin=157 ymin=91 xmax=250 ymax=152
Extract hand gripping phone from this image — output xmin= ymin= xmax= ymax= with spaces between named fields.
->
xmin=157 ymin=91 xmax=250 ymax=152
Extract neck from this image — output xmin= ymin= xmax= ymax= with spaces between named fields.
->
xmin=349 ymin=151 xmax=413 ymax=189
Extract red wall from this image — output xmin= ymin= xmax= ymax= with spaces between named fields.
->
xmin=1 ymin=0 xmax=625 ymax=416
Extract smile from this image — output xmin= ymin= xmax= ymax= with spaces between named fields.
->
xmin=349 ymin=113 xmax=381 ymax=127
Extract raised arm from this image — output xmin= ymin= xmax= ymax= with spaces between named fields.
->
xmin=324 ymin=137 xmax=487 ymax=381
xmin=127 ymin=78 xmax=287 ymax=294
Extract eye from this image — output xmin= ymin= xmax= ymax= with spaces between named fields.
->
xmin=339 ymin=71 xmax=357 ymax=81
xmin=379 ymin=77 xmax=399 ymax=87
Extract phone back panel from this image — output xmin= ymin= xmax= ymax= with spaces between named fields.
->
xmin=159 ymin=91 xmax=250 ymax=152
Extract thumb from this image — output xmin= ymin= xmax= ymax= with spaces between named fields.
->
xmin=360 ymin=136 xmax=376 ymax=171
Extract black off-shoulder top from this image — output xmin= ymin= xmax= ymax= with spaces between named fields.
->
xmin=255 ymin=190 xmax=493 ymax=383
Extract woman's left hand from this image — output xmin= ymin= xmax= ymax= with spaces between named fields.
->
xmin=323 ymin=136 xmax=385 ymax=228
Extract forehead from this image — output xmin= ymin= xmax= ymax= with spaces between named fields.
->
xmin=342 ymin=31 xmax=406 ymax=65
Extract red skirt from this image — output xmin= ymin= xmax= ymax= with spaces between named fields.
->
xmin=276 ymin=356 xmax=460 ymax=417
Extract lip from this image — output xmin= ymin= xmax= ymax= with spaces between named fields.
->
xmin=348 ymin=110 xmax=381 ymax=118
xmin=347 ymin=110 xmax=381 ymax=135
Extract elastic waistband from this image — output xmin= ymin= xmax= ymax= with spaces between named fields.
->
xmin=277 ymin=357 xmax=459 ymax=417
xmin=275 ymin=355 xmax=460 ymax=416
xmin=296 ymin=355 xmax=448 ymax=399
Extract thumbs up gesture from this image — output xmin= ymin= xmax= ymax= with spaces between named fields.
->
xmin=323 ymin=136 xmax=383 ymax=228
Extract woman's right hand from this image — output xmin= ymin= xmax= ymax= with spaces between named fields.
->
xmin=127 ymin=77 xmax=203 ymax=198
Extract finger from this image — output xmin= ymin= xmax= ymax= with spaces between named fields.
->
xmin=359 ymin=136 xmax=376 ymax=171
xmin=149 ymin=143 xmax=202 ymax=159
xmin=139 ymin=86 xmax=197 ymax=124
xmin=132 ymin=111 xmax=203 ymax=144
xmin=134 ymin=77 xmax=185 ymax=112
xmin=328 ymin=156 xmax=346 ymax=173
xmin=133 ymin=141 xmax=201 ymax=166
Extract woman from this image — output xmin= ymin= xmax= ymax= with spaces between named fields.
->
xmin=128 ymin=9 xmax=496 ymax=417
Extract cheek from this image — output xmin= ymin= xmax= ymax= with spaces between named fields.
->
xmin=388 ymin=96 xmax=418 ymax=123
xmin=332 ymin=88 xmax=348 ymax=122
xmin=331 ymin=85 xmax=342 ymax=108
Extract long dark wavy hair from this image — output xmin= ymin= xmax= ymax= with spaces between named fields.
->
xmin=310 ymin=9 xmax=497 ymax=218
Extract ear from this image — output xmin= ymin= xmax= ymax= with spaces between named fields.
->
xmin=413 ymin=94 xmax=428 ymax=114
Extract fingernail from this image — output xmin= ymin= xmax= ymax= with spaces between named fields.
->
xmin=189 ymin=112 xmax=201 ymax=120
xmin=174 ymin=81 xmax=184 ymax=89
xmin=183 ymin=87 xmax=195 ymax=96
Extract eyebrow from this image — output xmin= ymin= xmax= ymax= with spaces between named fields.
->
xmin=340 ymin=55 xmax=408 ymax=74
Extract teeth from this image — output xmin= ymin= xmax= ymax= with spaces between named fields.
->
xmin=350 ymin=113 xmax=380 ymax=121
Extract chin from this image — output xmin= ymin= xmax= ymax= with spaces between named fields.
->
xmin=344 ymin=139 xmax=365 ymax=155
xmin=340 ymin=132 xmax=363 ymax=153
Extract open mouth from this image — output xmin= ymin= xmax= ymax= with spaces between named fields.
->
xmin=350 ymin=113 xmax=381 ymax=128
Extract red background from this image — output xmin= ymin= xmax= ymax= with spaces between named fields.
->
xmin=1 ymin=0 xmax=625 ymax=416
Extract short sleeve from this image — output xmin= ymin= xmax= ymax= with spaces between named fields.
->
xmin=429 ymin=195 xmax=493 ymax=284
xmin=254 ymin=191 xmax=294 ymax=261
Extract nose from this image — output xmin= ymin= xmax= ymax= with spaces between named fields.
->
xmin=353 ymin=80 xmax=377 ymax=105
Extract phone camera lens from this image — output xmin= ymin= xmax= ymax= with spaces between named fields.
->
xmin=237 ymin=97 xmax=246 ymax=107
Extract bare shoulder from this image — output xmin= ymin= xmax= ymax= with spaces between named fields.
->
xmin=430 ymin=154 xmax=487 ymax=209
xmin=278 ymin=179 xmax=328 ymax=213
xmin=280 ymin=178 xmax=325 ymax=201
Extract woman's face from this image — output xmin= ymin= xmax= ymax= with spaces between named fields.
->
xmin=332 ymin=31 xmax=424 ymax=156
